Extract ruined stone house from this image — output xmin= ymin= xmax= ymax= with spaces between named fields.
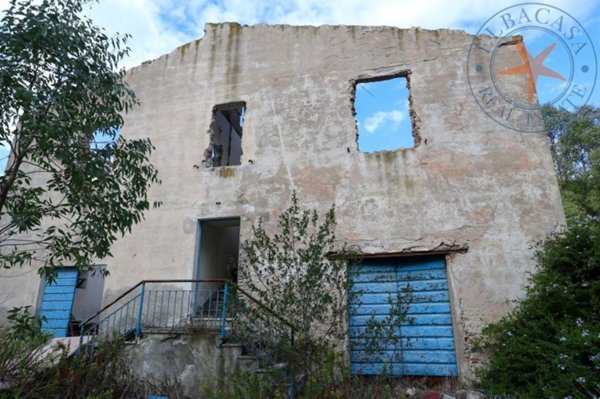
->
xmin=0 ymin=23 xmax=565 ymax=381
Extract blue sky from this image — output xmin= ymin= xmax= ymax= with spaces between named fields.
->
xmin=0 ymin=0 xmax=599 ymax=164
xmin=356 ymin=79 xmax=414 ymax=151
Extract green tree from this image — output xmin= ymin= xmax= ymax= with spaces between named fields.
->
xmin=478 ymin=106 xmax=600 ymax=397
xmin=542 ymin=105 xmax=600 ymax=219
xmin=0 ymin=0 xmax=159 ymax=279
xmin=478 ymin=218 xmax=600 ymax=398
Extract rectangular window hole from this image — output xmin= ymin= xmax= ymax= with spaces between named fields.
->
xmin=354 ymin=76 xmax=416 ymax=152
xmin=204 ymin=102 xmax=245 ymax=167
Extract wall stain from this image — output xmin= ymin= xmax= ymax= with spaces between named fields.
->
xmin=218 ymin=168 xmax=236 ymax=178
xmin=226 ymin=23 xmax=242 ymax=91
xmin=179 ymin=43 xmax=191 ymax=60
xmin=193 ymin=39 xmax=201 ymax=66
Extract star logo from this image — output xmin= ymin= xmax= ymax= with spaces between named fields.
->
xmin=496 ymin=38 xmax=565 ymax=103
xmin=468 ymin=3 xmax=595 ymax=133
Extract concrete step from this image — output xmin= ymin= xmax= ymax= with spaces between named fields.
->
xmin=236 ymin=354 xmax=258 ymax=372
xmin=221 ymin=342 xmax=244 ymax=348
xmin=237 ymin=355 xmax=257 ymax=361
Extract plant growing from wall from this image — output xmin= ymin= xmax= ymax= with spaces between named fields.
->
xmin=0 ymin=0 xmax=159 ymax=280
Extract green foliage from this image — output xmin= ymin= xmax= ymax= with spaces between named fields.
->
xmin=0 ymin=307 xmax=52 ymax=391
xmin=542 ymin=105 xmax=600 ymax=219
xmin=311 ymin=375 xmax=407 ymax=399
xmin=231 ymin=193 xmax=414 ymax=397
xmin=478 ymin=106 xmax=600 ymax=397
xmin=202 ymin=367 xmax=287 ymax=399
xmin=299 ymin=349 xmax=406 ymax=399
xmin=5 ymin=306 xmax=48 ymax=340
xmin=202 ymin=351 xmax=409 ymax=399
xmin=0 ymin=336 xmax=188 ymax=399
xmin=478 ymin=218 xmax=600 ymax=397
xmin=358 ymin=284 xmax=414 ymax=367
xmin=238 ymin=192 xmax=354 ymax=361
xmin=0 ymin=0 xmax=159 ymax=280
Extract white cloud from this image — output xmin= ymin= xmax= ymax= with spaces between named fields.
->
xmin=364 ymin=108 xmax=406 ymax=133
xmin=118 ymin=0 xmax=599 ymax=67
xmin=1 ymin=0 xmax=599 ymax=68
xmin=83 ymin=0 xmax=186 ymax=68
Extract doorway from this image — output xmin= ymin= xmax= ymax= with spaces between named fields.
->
xmin=71 ymin=266 xmax=106 ymax=328
xmin=39 ymin=265 xmax=106 ymax=337
xmin=348 ymin=256 xmax=457 ymax=376
xmin=194 ymin=218 xmax=240 ymax=316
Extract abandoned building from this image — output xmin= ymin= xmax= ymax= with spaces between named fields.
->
xmin=0 ymin=23 xmax=565 ymax=389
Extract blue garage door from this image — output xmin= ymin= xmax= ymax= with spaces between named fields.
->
xmin=40 ymin=268 xmax=79 ymax=337
xmin=349 ymin=256 xmax=458 ymax=376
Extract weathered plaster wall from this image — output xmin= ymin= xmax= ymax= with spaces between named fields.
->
xmin=0 ymin=24 xmax=564 ymax=379
xmin=127 ymin=334 xmax=255 ymax=398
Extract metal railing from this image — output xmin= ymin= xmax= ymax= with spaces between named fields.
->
xmin=78 ymin=279 xmax=295 ymax=365
xmin=78 ymin=280 xmax=225 ymax=351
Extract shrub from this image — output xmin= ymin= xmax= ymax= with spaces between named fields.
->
xmin=227 ymin=193 xmax=413 ymax=397
xmin=235 ymin=192 xmax=355 ymax=387
xmin=478 ymin=217 xmax=600 ymax=398
xmin=0 ymin=309 xmax=186 ymax=399
xmin=0 ymin=307 xmax=52 ymax=391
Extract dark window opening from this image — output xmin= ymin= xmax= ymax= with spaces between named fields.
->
xmin=354 ymin=75 xmax=416 ymax=152
xmin=204 ymin=102 xmax=245 ymax=167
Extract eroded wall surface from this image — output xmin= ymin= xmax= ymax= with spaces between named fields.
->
xmin=0 ymin=24 xmax=565 ymax=378
xmin=127 ymin=334 xmax=253 ymax=398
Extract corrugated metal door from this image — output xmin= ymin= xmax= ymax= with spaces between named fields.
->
xmin=39 ymin=268 xmax=79 ymax=337
xmin=349 ymin=256 xmax=458 ymax=376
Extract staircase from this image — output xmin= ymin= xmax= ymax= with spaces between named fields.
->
xmin=78 ymin=279 xmax=296 ymax=397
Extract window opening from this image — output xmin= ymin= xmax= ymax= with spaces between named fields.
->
xmin=354 ymin=76 xmax=415 ymax=152
xmin=204 ymin=102 xmax=245 ymax=167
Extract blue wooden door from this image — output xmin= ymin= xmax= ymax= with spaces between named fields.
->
xmin=39 ymin=268 xmax=79 ymax=337
xmin=349 ymin=256 xmax=458 ymax=376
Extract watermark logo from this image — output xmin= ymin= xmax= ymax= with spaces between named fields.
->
xmin=467 ymin=3 xmax=597 ymax=132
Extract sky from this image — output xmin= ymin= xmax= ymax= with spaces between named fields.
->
xmin=356 ymin=79 xmax=414 ymax=151
xmin=0 ymin=0 xmax=599 ymax=162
